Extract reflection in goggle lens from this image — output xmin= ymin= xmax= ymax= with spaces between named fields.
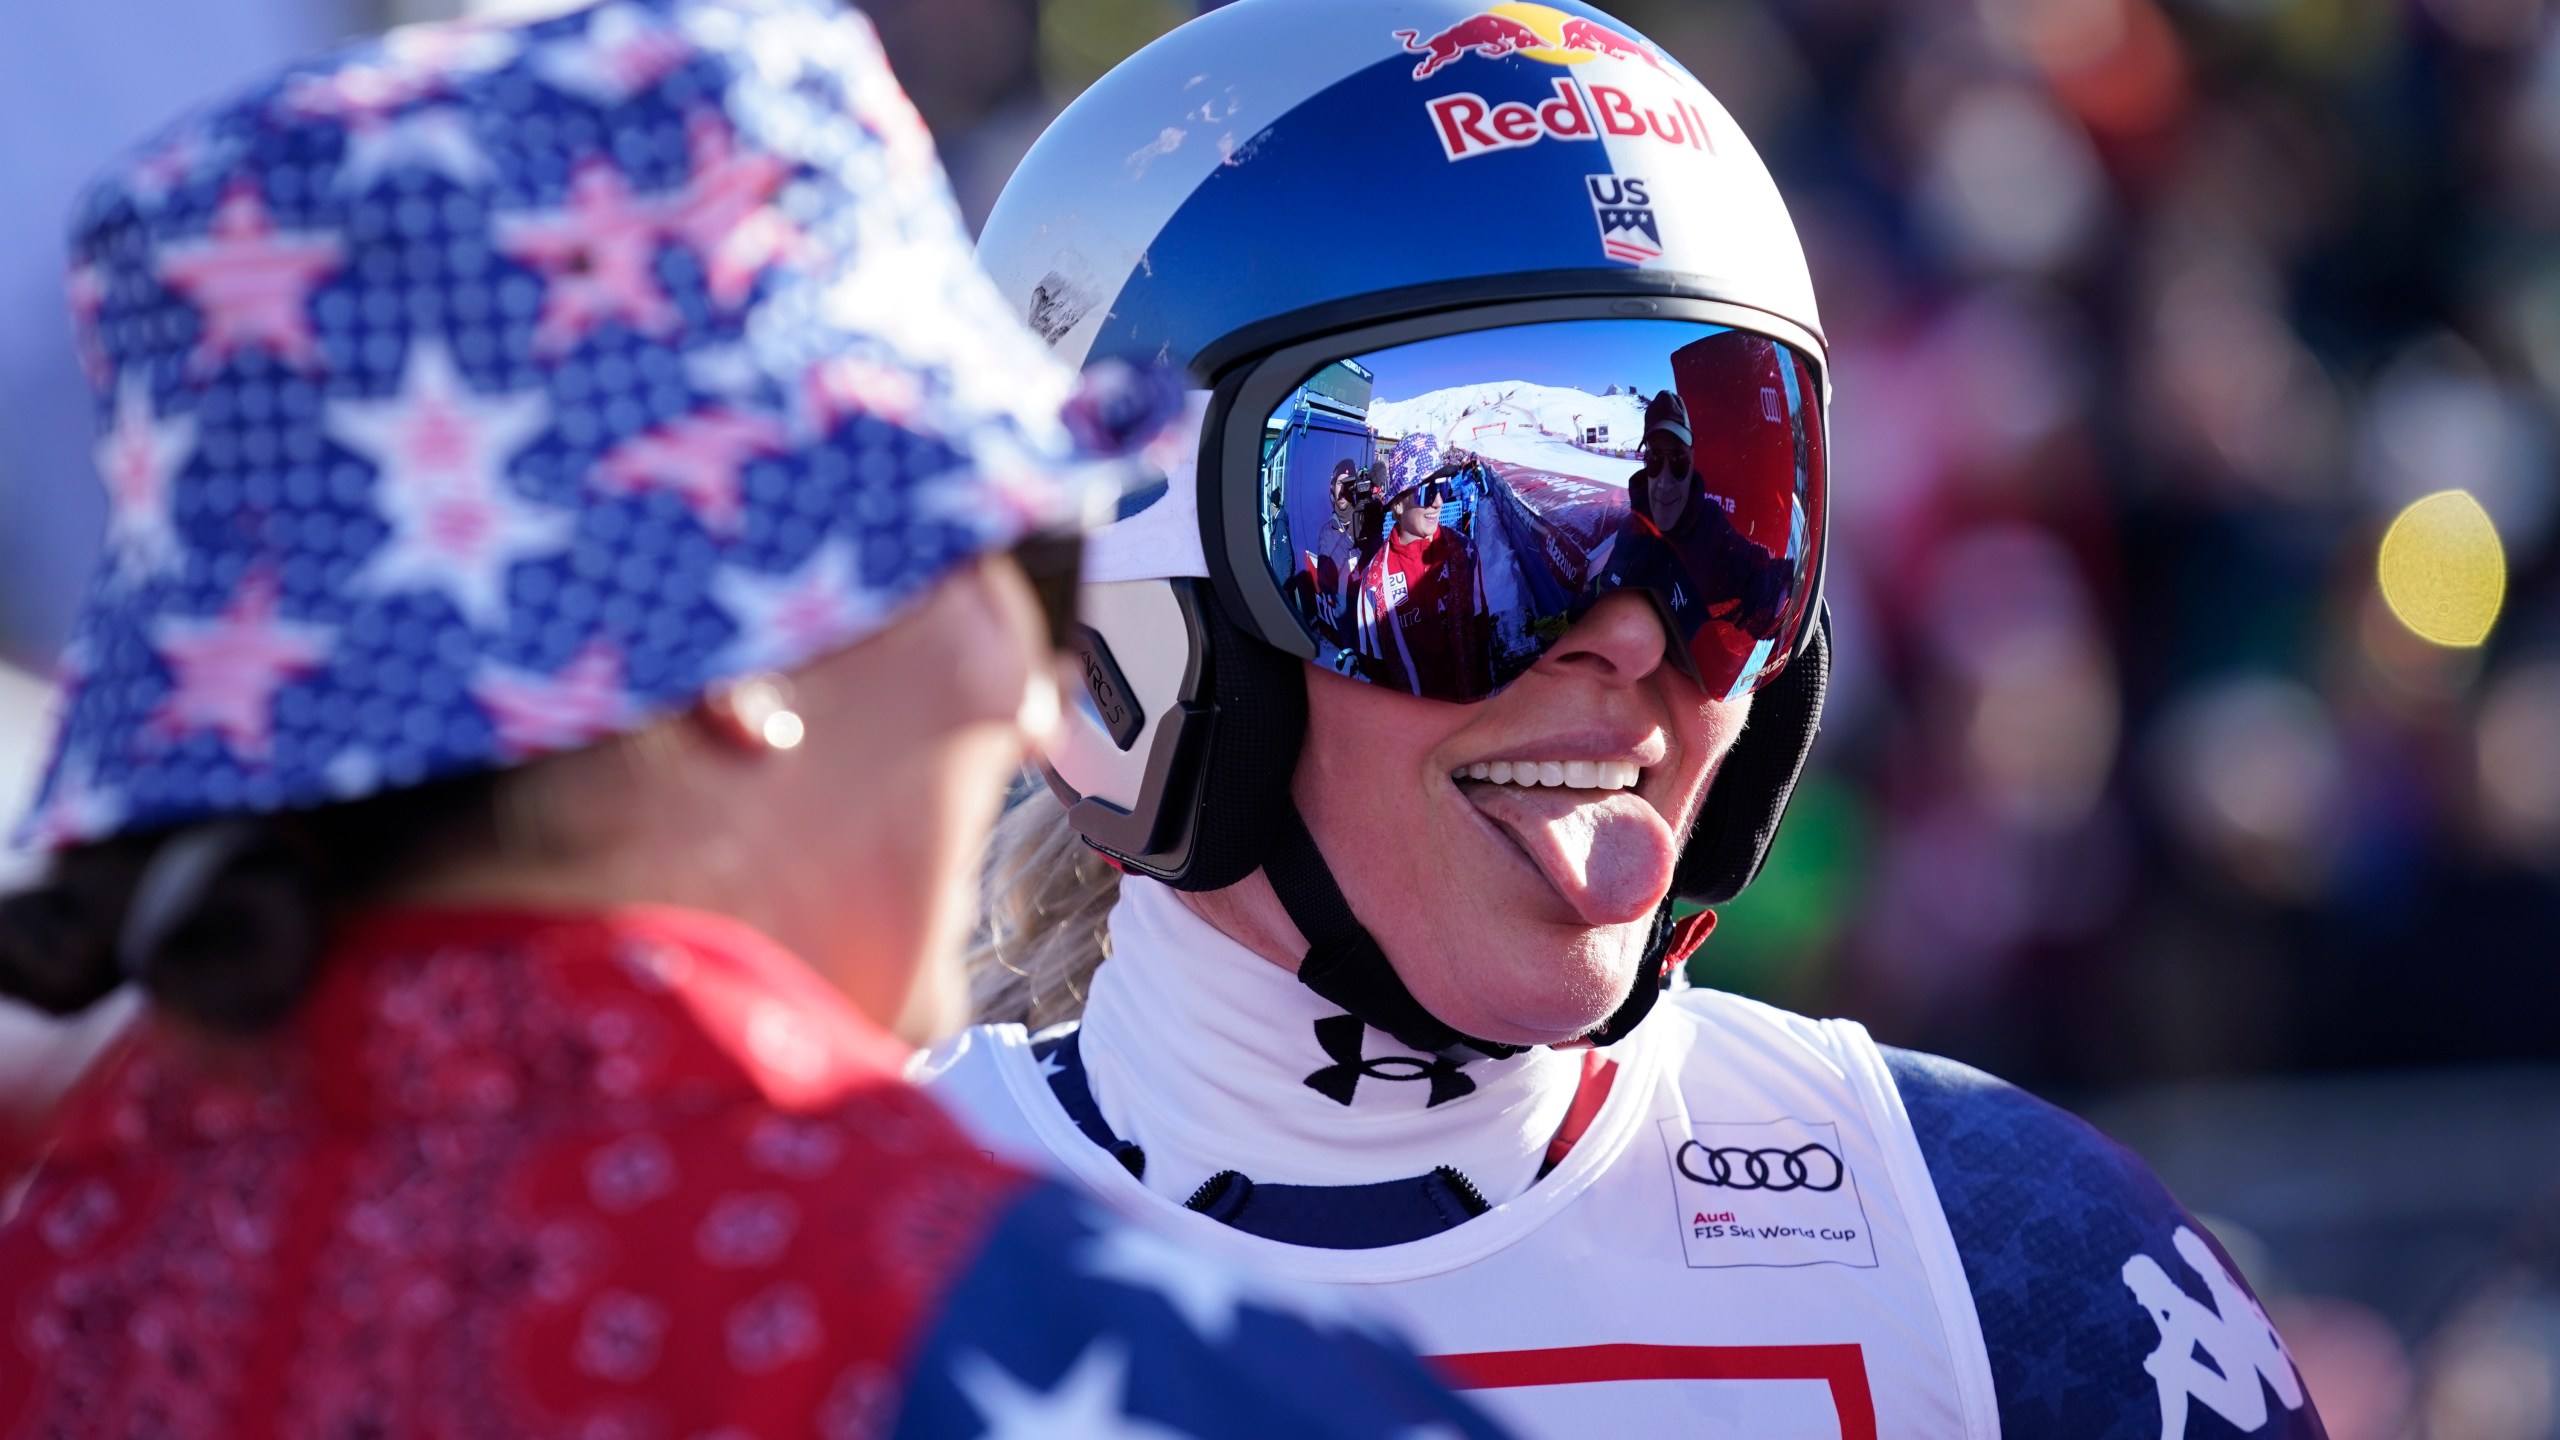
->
xmin=1257 ymin=319 xmax=1825 ymax=705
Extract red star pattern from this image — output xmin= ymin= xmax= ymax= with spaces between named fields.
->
xmin=669 ymin=114 xmax=806 ymax=309
xmin=533 ymin=3 xmax=694 ymax=104
xmin=324 ymin=339 xmax=568 ymax=630
xmin=470 ymin=641 xmax=639 ymax=758
xmin=148 ymin=568 xmax=334 ymax=762
xmin=94 ymin=373 xmax=198 ymax=587
xmin=35 ymin=0 xmax=1093 ymax=851
xmin=709 ymin=540 xmax=879 ymax=673
xmin=594 ymin=407 xmax=788 ymax=536
xmin=154 ymin=185 xmax=344 ymax=377
xmin=494 ymin=160 xmax=681 ymax=356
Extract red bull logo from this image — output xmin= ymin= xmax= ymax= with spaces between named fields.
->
xmin=1393 ymin=3 xmax=1666 ymax=79
xmin=1396 ymin=5 xmax=1715 ymax=162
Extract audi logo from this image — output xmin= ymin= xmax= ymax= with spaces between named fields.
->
xmin=1675 ymin=1140 xmax=1845 ymax=1193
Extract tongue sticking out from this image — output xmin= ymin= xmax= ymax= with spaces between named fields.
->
xmin=1462 ymin=783 xmax=1677 ymax=926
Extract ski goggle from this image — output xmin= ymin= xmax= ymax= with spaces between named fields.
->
xmin=1221 ymin=313 xmax=1826 ymax=705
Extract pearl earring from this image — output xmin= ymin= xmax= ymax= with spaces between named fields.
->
xmin=715 ymin=674 xmax=805 ymax=751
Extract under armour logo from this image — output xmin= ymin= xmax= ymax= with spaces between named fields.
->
xmin=2122 ymin=1226 xmax=2307 ymax=1439
xmin=1301 ymin=1014 xmax=1475 ymax=1108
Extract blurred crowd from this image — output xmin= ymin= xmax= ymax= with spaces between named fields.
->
xmin=1610 ymin=0 xmax=2560 ymax=1096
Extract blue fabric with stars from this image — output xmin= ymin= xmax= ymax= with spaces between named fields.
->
xmin=893 ymin=1178 xmax=1512 ymax=1440
xmin=1885 ymin=1047 xmax=2329 ymax=1440
xmin=24 ymin=0 xmax=1086 ymax=850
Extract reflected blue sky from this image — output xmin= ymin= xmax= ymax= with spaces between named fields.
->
xmin=1348 ymin=319 xmax=1735 ymax=406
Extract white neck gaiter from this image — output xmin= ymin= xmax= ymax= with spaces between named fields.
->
xmin=1078 ymin=876 xmax=1579 ymax=1211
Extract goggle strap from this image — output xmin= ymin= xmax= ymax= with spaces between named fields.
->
xmin=1265 ymin=801 xmax=1521 ymax=1060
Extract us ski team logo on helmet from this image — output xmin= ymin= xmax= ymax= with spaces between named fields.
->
xmin=1402 ymin=5 xmax=1719 ymax=163
xmin=1586 ymin=175 xmax=1662 ymax=264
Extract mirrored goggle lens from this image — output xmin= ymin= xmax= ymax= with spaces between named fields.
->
xmin=1256 ymin=318 xmax=1825 ymax=703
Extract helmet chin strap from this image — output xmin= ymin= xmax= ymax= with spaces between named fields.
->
xmin=1261 ymin=799 xmax=1670 ymax=1058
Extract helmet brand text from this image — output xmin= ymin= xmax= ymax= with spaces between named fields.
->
xmin=1429 ymin=79 xmax=1714 ymax=161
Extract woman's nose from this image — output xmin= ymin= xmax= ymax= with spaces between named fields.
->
xmin=1539 ymin=591 xmax=1672 ymax=685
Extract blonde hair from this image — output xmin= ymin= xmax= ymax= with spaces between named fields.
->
xmin=966 ymin=779 xmax=1122 ymax=1029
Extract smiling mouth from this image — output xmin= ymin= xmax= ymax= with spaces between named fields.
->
xmin=1449 ymin=759 xmax=1642 ymax=791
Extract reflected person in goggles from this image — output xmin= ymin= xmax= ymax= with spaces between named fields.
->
xmin=1604 ymin=389 xmax=1797 ymax=671
xmin=1354 ymin=435 xmax=1494 ymax=702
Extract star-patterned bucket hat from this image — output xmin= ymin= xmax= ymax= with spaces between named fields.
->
xmin=1380 ymin=433 xmax=1447 ymax=507
xmin=20 ymin=0 xmax=1102 ymax=852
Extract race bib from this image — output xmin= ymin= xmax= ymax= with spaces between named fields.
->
xmin=1658 ymin=1117 xmax=1880 ymax=1270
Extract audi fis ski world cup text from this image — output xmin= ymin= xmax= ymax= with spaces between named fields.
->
xmin=1661 ymin=1119 xmax=1881 ymax=1269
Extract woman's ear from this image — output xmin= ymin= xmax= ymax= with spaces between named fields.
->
xmin=698 ymin=674 xmax=806 ymax=754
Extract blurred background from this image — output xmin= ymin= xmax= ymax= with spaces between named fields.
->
xmin=1 ymin=0 xmax=2556 ymax=1434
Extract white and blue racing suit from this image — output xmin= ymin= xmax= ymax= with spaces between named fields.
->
xmin=917 ymin=878 xmax=2329 ymax=1440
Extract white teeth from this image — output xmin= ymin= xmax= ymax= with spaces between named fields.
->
xmin=1453 ymin=759 xmax=1646 ymax=790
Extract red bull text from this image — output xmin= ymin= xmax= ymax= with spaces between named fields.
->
xmin=1428 ymin=78 xmax=1715 ymax=162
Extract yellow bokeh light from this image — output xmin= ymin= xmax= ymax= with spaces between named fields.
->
xmin=2377 ymin=490 xmax=2506 ymax=648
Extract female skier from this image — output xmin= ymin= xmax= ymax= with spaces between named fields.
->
xmin=922 ymin=4 xmax=2329 ymax=1437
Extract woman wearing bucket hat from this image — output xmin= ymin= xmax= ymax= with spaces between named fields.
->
xmin=0 ymin=6 xmax=1511 ymax=1438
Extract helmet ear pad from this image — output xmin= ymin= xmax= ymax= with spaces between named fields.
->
xmin=1165 ymin=583 xmax=1307 ymax=892
xmin=1043 ymin=577 xmax=1305 ymax=890
xmin=1673 ymin=604 xmax=1830 ymax=905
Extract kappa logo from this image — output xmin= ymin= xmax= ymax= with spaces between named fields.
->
xmin=1301 ymin=1014 xmax=1477 ymax=1108
xmin=1587 ymin=175 xmax=1661 ymax=265
xmin=2122 ymin=1227 xmax=2308 ymax=1440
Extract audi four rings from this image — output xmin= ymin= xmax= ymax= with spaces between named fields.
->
xmin=1674 ymin=1142 xmax=1847 ymax=1193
